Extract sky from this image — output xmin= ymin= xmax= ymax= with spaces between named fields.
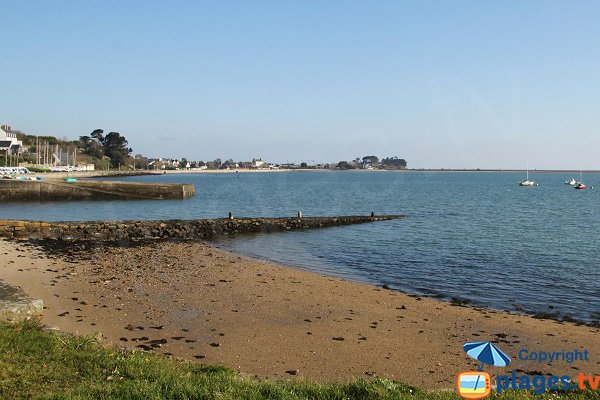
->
xmin=1 ymin=1 xmax=599 ymax=169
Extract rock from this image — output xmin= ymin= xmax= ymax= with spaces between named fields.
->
xmin=147 ymin=338 xmax=168 ymax=345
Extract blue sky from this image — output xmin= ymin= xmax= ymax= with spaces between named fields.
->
xmin=2 ymin=1 xmax=599 ymax=168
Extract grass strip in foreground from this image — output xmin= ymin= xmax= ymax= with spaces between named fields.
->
xmin=0 ymin=321 xmax=597 ymax=399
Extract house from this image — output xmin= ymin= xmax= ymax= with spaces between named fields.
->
xmin=0 ymin=124 xmax=24 ymax=155
xmin=252 ymin=158 xmax=266 ymax=169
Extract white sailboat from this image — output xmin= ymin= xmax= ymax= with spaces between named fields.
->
xmin=519 ymin=164 xmax=535 ymax=186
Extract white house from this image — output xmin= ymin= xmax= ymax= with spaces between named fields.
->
xmin=0 ymin=124 xmax=24 ymax=155
xmin=252 ymin=158 xmax=266 ymax=168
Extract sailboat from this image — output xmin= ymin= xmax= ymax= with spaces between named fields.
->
xmin=575 ymin=170 xmax=587 ymax=189
xmin=519 ymin=164 xmax=535 ymax=186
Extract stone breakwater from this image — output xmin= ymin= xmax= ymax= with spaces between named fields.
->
xmin=0 ymin=215 xmax=403 ymax=242
xmin=0 ymin=179 xmax=195 ymax=201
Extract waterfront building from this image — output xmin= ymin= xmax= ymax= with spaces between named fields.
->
xmin=0 ymin=124 xmax=24 ymax=155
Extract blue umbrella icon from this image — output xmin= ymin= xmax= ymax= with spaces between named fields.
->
xmin=464 ymin=341 xmax=511 ymax=371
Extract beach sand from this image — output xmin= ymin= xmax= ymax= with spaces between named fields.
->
xmin=0 ymin=239 xmax=598 ymax=389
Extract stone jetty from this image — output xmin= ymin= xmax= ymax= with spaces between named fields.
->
xmin=0 ymin=215 xmax=403 ymax=242
xmin=0 ymin=179 xmax=195 ymax=201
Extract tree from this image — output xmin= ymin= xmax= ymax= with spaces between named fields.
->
xmin=79 ymin=135 xmax=104 ymax=159
xmin=134 ymin=154 xmax=149 ymax=169
xmin=222 ymin=158 xmax=236 ymax=168
xmin=79 ymin=129 xmax=134 ymax=167
xmin=103 ymin=132 xmax=132 ymax=167
xmin=179 ymin=158 xmax=189 ymax=169
xmin=336 ymin=161 xmax=354 ymax=170
xmin=90 ymin=129 xmax=104 ymax=143
xmin=381 ymin=156 xmax=407 ymax=169
xmin=206 ymin=160 xmax=220 ymax=169
xmin=362 ymin=155 xmax=379 ymax=165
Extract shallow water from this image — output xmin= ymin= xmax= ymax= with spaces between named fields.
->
xmin=2 ymin=171 xmax=599 ymax=322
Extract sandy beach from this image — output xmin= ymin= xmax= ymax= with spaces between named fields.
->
xmin=0 ymin=238 xmax=598 ymax=389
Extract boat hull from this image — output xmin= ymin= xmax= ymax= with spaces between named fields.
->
xmin=519 ymin=181 xmax=535 ymax=186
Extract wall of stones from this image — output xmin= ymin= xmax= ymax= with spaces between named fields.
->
xmin=0 ymin=180 xmax=195 ymax=201
xmin=0 ymin=216 xmax=402 ymax=242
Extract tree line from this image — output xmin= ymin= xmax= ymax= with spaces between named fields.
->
xmin=336 ymin=156 xmax=407 ymax=170
xmin=79 ymin=129 xmax=132 ymax=168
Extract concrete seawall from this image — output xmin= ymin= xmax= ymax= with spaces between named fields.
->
xmin=29 ymin=170 xmax=161 ymax=179
xmin=0 ymin=180 xmax=195 ymax=201
xmin=0 ymin=215 xmax=403 ymax=242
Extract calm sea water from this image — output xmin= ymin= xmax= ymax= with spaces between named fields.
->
xmin=2 ymin=171 xmax=599 ymax=323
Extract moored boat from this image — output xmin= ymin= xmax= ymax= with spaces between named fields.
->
xmin=574 ymin=171 xmax=586 ymax=189
xmin=565 ymin=178 xmax=577 ymax=185
xmin=519 ymin=164 xmax=535 ymax=186
xmin=519 ymin=180 xmax=535 ymax=186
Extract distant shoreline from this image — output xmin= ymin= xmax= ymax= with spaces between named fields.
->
xmin=154 ymin=168 xmax=600 ymax=174
xmin=27 ymin=168 xmax=600 ymax=180
xmin=404 ymin=168 xmax=600 ymax=173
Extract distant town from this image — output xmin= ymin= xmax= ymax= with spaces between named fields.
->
xmin=1 ymin=123 xmax=407 ymax=172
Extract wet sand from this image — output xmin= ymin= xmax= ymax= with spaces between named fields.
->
xmin=0 ymin=239 xmax=598 ymax=389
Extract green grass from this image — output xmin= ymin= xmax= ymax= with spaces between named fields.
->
xmin=25 ymin=167 xmax=51 ymax=173
xmin=0 ymin=320 xmax=598 ymax=399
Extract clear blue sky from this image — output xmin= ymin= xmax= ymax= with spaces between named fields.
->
xmin=2 ymin=1 xmax=599 ymax=169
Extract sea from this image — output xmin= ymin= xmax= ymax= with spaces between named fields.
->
xmin=2 ymin=171 xmax=599 ymax=324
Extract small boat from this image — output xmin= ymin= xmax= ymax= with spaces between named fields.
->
xmin=519 ymin=165 xmax=535 ymax=186
xmin=565 ymin=178 xmax=577 ymax=185
xmin=519 ymin=180 xmax=535 ymax=186
xmin=574 ymin=171 xmax=586 ymax=189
